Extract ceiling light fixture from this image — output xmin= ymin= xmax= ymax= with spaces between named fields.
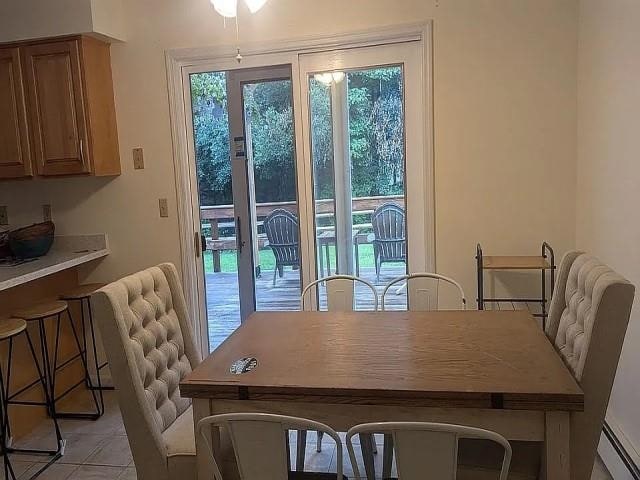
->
xmin=211 ymin=0 xmax=268 ymax=17
xmin=210 ymin=0 xmax=269 ymax=64
xmin=244 ymin=0 xmax=268 ymax=13
xmin=211 ymin=0 xmax=237 ymax=18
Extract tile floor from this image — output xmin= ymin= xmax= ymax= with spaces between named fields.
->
xmin=5 ymin=390 xmax=614 ymax=480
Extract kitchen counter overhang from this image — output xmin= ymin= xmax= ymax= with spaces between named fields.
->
xmin=0 ymin=234 xmax=109 ymax=291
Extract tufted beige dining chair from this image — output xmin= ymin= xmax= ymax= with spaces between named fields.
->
xmin=91 ymin=263 xmax=202 ymax=480
xmin=545 ymin=251 xmax=634 ymax=480
xmin=458 ymin=251 xmax=635 ymax=479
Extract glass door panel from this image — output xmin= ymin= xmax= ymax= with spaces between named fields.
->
xmin=308 ymin=66 xmax=408 ymax=309
xmin=241 ymin=78 xmax=301 ymax=312
xmin=189 ymin=66 xmax=301 ymax=352
xmin=189 ymin=71 xmax=241 ymax=349
xmin=300 ymin=42 xmax=429 ymax=311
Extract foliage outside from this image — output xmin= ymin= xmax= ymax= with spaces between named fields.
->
xmin=190 ymin=66 xmax=405 ymax=209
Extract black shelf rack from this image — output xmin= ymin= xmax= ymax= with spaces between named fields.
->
xmin=476 ymin=242 xmax=556 ymax=329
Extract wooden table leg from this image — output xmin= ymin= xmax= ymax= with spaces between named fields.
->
xmin=382 ymin=433 xmax=393 ymax=479
xmin=544 ymin=411 xmax=570 ymax=480
xmin=360 ymin=433 xmax=376 ymax=480
xmin=296 ymin=429 xmax=307 ymax=471
xmin=194 ymin=398 xmax=216 ymax=480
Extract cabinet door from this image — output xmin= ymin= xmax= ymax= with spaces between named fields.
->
xmin=23 ymin=40 xmax=90 ymax=176
xmin=0 ymin=47 xmax=32 ymax=178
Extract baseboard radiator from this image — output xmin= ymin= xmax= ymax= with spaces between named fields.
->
xmin=603 ymin=421 xmax=640 ymax=479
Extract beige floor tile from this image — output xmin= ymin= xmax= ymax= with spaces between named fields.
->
xmin=330 ymin=443 xmax=385 ymax=479
xmin=84 ymin=436 xmax=132 ymax=467
xmin=1 ymin=459 xmax=35 ymax=478
xmin=66 ymin=465 xmax=126 ymax=480
xmin=19 ymin=462 xmax=79 ymax=480
xmin=58 ymin=434 xmax=108 ymax=465
xmin=8 ymin=429 xmax=65 ymax=464
xmin=117 ymin=466 xmax=137 ymax=480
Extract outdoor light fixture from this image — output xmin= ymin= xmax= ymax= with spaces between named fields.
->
xmin=210 ymin=0 xmax=268 ymax=17
xmin=314 ymin=71 xmax=346 ymax=86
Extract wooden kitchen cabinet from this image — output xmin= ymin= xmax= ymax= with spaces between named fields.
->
xmin=0 ymin=36 xmax=120 ymax=180
xmin=0 ymin=47 xmax=32 ymax=178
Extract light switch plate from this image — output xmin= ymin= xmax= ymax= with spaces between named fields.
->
xmin=43 ymin=204 xmax=52 ymax=222
xmin=0 ymin=206 xmax=8 ymax=225
xmin=159 ymin=198 xmax=169 ymax=218
xmin=133 ymin=148 xmax=145 ymax=170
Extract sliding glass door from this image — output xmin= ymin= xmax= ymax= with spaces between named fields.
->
xmin=188 ymin=65 xmax=302 ymax=350
xmin=299 ymin=42 xmax=429 ymax=309
xmin=182 ymin=38 xmax=432 ymax=349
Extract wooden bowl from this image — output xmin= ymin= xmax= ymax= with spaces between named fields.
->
xmin=9 ymin=221 xmax=55 ymax=259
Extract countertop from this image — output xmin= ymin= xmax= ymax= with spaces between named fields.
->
xmin=0 ymin=234 xmax=109 ymax=291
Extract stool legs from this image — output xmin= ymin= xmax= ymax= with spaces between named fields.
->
xmin=4 ymin=330 xmax=65 ymax=464
xmin=0 ymin=365 xmax=18 ymax=480
xmin=52 ymin=309 xmax=102 ymax=420
xmin=84 ymin=298 xmax=109 ymax=406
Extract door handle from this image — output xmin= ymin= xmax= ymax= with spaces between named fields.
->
xmin=236 ymin=216 xmax=245 ymax=254
xmin=200 ymin=234 xmax=207 ymax=253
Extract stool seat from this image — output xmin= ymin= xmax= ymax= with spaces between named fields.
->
xmin=14 ymin=300 xmax=68 ymax=320
xmin=60 ymin=283 xmax=105 ymax=301
xmin=0 ymin=317 xmax=27 ymax=340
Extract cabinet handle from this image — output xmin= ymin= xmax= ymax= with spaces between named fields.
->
xmin=79 ymin=139 xmax=84 ymax=162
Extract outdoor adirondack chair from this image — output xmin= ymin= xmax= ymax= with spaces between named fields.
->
xmin=264 ymin=209 xmax=300 ymax=286
xmin=370 ymin=203 xmax=407 ymax=282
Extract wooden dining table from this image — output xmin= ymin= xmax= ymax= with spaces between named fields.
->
xmin=181 ymin=310 xmax=583 ymax=480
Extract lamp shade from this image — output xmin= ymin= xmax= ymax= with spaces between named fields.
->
xmin=244 ymin=0 xmax=268 ymax=13
xmin=211 ymin=0 xmax=237 ymax=17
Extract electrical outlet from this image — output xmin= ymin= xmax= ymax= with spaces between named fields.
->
xmin=43 ymin=204 xmax=52 ymax=222
xmin=133 ymin=148 xmax=145 ymax=170
xmin=0 ymin=206 xmax=8 ymax=226
xmin=159 ymin=198 xmax=169 ymax=218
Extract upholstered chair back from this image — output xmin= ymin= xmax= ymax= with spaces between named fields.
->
xmin=92 ymin=263 xmax=201 ymax=480
xmin=546 ymin=252 xmax=634 ymax=480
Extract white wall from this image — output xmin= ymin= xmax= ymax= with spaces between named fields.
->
xmin=0 ymin=0 xmax=578 ymax=303
xmin=577 ymin=0 xmax=640 ymax=469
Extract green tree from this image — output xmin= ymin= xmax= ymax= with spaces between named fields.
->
xmin=190 ymin=72 xmax=231 ymax=205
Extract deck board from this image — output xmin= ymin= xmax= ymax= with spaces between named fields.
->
xmin=206 ymin=264 xmax=407 ymax=350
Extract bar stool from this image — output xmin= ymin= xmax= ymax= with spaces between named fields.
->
xmin=0 ymin=316 xmax=64 ymax=478
xmin=13 ymin=300 xmax=100 ymax=421
xmin=60 ymin=283 xmax=110 ymax=418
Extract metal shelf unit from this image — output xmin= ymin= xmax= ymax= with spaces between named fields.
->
xmin=476 ymin=242 xmax=556 ymax=329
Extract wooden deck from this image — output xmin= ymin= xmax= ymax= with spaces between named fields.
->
xmin=206 ymin=264 xmax=407 ymax=350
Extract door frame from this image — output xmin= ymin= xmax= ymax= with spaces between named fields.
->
xmin=166 ymin=22 xmax=435 ymax=354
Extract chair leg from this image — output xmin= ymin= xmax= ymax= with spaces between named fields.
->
xmin=296 ymin=429 xmax=307 ymax=471
xmin=316 ymin=431 xmax=323 ymax=453
xmin=360 ymin=433 xmax=376 ymax=480
xmin=382 ymin=433 xmax=393 ymax=479
xmin=273 ymin=266 xmax=278 ymax=286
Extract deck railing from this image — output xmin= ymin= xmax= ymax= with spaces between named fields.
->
xmin=201 ymin=195 xmax=403 ymax=272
